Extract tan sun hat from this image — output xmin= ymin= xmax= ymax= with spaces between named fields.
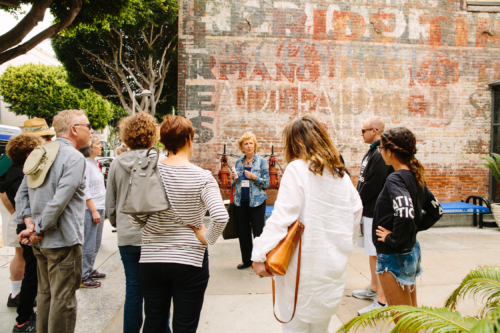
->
xmin=23 ymin=118 xmax=56 ymax=137
xmin=23 ymin=141 xmax=60 ymax=188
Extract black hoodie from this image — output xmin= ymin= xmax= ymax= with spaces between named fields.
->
xmin=356 ymin=140 xmax=393 ymax=217
xmin=0 ymin=164 xmax=24 ymax=209
xmin=372 ymin=169 xmax=443 ymax=254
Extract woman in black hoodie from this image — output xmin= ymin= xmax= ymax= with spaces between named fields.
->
xmin=372 ymin=127 xmax=442 ymax=308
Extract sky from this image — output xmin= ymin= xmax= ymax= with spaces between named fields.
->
xmin=0 ymin=5 xmax=55 ymax=55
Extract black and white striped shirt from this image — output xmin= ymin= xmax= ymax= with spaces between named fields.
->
xmin=131 ymin=163 xmax=228 ymax=267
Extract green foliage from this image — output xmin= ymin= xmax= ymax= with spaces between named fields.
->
xmin=79 ymin=90 xmax=113 ymax=130
xmin=111 ymin=104 xmax=128 ymax=120
xmin=337 ymin=306 xmax=478 ymax=333
xmin=0 ymin=63 xmax=112 ymax=129
xmin=445 ymin=266 xmax=500 ymax=317
xmin=479 ymin=154 xmax=500 ymax=183
xmin=336 ymin=266 xmax=500 ymax=333
xmin=52 ymin=0 xmax=178 ymax=117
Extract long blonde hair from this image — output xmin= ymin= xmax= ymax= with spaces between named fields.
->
xmin=282 ymin=116 xmax=346 ymax=178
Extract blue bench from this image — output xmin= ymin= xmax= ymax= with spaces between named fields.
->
xmin=265 ymin=196 xmax=493 ymax=228
xmin=441 ymin=196 xmax=492 ymax=228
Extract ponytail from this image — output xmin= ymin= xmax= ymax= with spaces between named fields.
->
xmin=408 ymin=156 xmax=425 ymax=188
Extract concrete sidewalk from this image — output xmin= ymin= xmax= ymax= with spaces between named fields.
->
xmin=1 ymin=224 xmax=500 ymax=332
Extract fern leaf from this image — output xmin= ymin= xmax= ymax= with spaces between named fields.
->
xmin=445 ymin=266 xmax=500 ymax=315
xmin=336 ymin=305 xmax=477 ymax=333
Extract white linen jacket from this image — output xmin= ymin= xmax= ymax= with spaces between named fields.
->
xmin=251 ymin=159 xmax=363 ymax=322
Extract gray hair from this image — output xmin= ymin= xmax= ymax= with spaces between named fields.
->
xmin=79 ymin=135 xmax=101 ymax=157
xmin=52 ymin=110 xmax=86 ymax=137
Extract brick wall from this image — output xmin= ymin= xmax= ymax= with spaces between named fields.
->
xmin=179 ymin=0 xmax=499 ymax=203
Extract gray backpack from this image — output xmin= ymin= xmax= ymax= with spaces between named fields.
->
xmin=121 ymin=147 xmax=169 ymax=217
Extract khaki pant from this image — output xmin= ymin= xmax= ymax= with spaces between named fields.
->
xmin=33 ymin=245 xmax=82 ymax=333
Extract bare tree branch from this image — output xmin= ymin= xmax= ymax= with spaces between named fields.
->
xmin=0 ymin=0 xmax=53 ymax=53
xmin=0 ymin=0 xmax=83 ymax=64
xmin=0 ymin=0 xmax=19 ymax=6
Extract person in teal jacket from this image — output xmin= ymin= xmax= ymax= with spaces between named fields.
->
xmin=231 ymin=132 xmax=270 ymax=269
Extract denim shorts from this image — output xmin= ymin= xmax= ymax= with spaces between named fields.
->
xmin=376 ymin=242 xmax=422 ymax=289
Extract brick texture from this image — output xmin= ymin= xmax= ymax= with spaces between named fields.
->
xmin=179 ymin=0 xmax=499 ymax=204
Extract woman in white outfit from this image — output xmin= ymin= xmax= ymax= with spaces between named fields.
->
xmin=252 ymin=116 xmax=363 ymax=333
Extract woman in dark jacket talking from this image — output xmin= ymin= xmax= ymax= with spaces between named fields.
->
xmin=373 ymin=127 xmax=442 ymax=308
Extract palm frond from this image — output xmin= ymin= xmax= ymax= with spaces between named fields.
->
xmin=470 ymin=307 xmax=500 ymax=333
xmin=336 ymin=305 xmax=478 ymax=333
xmin=479 ymin=155 xmax=500 ymax=182
xmin=445 ymin=266 xmax=500 ymax=315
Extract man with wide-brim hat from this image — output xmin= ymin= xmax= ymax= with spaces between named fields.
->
xmin=15 ymin=110 xmax=93 ymax=333
xmin=23 ymin=118 xmax=56 ymax=141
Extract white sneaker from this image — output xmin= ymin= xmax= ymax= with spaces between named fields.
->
xmin=352 ymin=286 xmax=377 ymax=300
xmin=357 ymin=298 xmax=387 ymax=316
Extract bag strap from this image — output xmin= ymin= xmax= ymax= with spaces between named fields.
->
xmin=146 ymin=146 xmax=160 ymax=166
xmin=271 ymin=236 xmax=302 ymax=324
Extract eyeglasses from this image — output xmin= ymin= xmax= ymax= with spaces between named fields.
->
xmin=376 ymin=146 xmax=387 ymax=153
xmin=73 ymin=123 xmax=92 ymax=130
xmin=361 ymin=128 xmax=378 ymax=134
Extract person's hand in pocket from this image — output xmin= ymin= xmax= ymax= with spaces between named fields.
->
xmin=190 ymin=224 xmax=208 ymax=245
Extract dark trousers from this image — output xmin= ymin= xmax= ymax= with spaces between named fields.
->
xmin=16 ymin=224 xmax=37 ymax=324
xmin=236 ymin=200 xmax=266 ymax=265
xmin=33 ymin=244 xmax=82 ymax=333
xmin=119 ymin=246 xmax=144 ymax=333
xmin=139 ymin=251 xmax=209 ymax=333
xmin=119 ymin=246 xmax=171 ymax=333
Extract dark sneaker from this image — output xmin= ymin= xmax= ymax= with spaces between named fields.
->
xmin=30 ymin=312 xmax=36 ymax=325
xmin=12 ymin=320 xmax=36 ymax=332
xmin=80 ymin=278 xmax=101 ymax=288
xmin=7 ymin=293 xmax=20 ymax=307
xmin=90 ymin=270 xmax=106 ymax=279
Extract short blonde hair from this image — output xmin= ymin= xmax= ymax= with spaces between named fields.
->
xmin=53 ymin=110 xmax=86 ymax=136
xmin=238 ymin=132 xmax=258 ymax=154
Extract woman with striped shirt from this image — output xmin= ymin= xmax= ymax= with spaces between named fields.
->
xmin=133 ymin=115 xmax=228 ymax=333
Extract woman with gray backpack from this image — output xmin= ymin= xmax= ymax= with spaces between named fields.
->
xmin=105 ymin=113 xmax=171 ymax=333
xmin=130 ymin=115 xmax=228 ymax=333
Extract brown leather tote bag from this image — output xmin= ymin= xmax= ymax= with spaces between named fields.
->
xmin=265 ymin=220 xmax=304 ymax=323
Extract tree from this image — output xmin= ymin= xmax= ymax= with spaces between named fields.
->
xmin=52 ymin=0 xmax=178 ymax=118
xmin=107 ymin=104 xmax=128 ymax=151
xmin=336 ymin=265 xmax=500 ymax=333
xmin=0 ymin=63 xmax=113 ymax=128
xmin=0 ymin=0 xmax=129 ymax=65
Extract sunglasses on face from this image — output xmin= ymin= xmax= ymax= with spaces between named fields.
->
xmin=376 ymin=146 xmax=387 ymax=153
xmin=73 ymin=123 xmax=92 ymax=130
xmin=361 ymin=128 xmax=378 ymax=134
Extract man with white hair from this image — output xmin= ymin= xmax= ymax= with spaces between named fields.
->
xmin=352 ymin=116 xmax=393 ymax=315
xmin=15 ymin=110 xmax=93 ymax=333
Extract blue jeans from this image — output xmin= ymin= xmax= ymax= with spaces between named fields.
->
xmin=376 ymin=242 xmax=423 ymax=289
xmin=140 ymin=250 xmax=209 ymax=333
xmin=119 ymin=246 xmax=171 ymax=333
xmin=82 ymin=209 xmax=104 ymax=280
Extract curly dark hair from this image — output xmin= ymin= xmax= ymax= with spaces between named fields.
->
xmin=6 ymin=133 xmax=44 ymax=165
xmin=381 ymin=127 xmax=425 ymax=187
xmin=120 ymin=113 xmax=158 ymax=149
